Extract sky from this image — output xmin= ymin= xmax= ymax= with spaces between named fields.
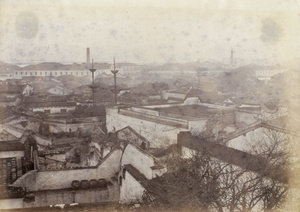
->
xmin=0 ymin=0 xmax=300 ymax=65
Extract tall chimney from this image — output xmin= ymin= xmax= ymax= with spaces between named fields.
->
xmin=87 ymin=48 xmax=90 ymax=67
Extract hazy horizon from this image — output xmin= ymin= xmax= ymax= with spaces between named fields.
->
xmin=1 ymin=0 xmax=300 ymax=66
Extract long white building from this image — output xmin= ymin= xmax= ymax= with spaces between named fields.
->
xmin=13 ymin=69 xmax=112 ymax=78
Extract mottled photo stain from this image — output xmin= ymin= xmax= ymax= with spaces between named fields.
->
xmin=260 ymin=18 xmax=282 ymax=43
xmin=15 ymin=11 xmax=38 ymax=39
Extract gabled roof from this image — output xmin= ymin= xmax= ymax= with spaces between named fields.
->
xmin=167 ymin=86 xmax=191 ymax=94
xmin=116 ymin=125 xmax=149 ymax=143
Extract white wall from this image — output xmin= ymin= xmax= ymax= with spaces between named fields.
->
xmin=120 ymin=171 xmax=145 ymax=204
xmin=121 ymin=144 xmax=155 ymax=180
xmin=0 ymin=199 xmax=24 ymax=210
xmin=106 ymin=107 xmax=188 ymax=148
xmin=22 ymin=85 xmax=33 ymax=96
xmin=226 ymin=127 xmax=288 ymax=154
xmin=0 ymin=151 xmax=24 ymax=158
xmin=184 ymin=97 xmax=201 ymax=105
xmin=14 ymin=149 xmax=122 ymax=191
xmin=32 ymin=106 xmax=75 ymax=114
xmin=235 ymin=111 xmax=260 ymax=126
xmin=188 ymin=120 xmax=207 ymax=136
xmin=162 ymin=91 xmax=186 ymax=100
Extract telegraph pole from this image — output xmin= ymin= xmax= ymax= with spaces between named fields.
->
xmin=110 ymin=57 xmax=119 ymax=105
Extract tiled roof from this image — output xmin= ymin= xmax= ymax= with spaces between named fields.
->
xmin=0 ymin=140 xmax=24 ymax=151
xmin=25 ymin=101 xmax=76 ymax=108
xmin=47 ymin=95 xmax=68 ymax=102
xmin=178 ymin=131 xmax=288 ymax=183
xmin=0 ymin=84 xmax=27 ymax=94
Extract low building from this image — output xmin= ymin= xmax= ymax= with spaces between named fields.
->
xmin=106 ymin=103 xmax=235 ymax=148
xmin=0 ymin=83 xmax=33 ymax=107
xmin=0 ymin=83 xmax=33 ymax=98
xmin=9 ymin=149 xmax=122 ymax=209
xmin=26 ymin=101 xmax=76 ymax=114
xmin=24 ymin=95 xmax=76 ymax=114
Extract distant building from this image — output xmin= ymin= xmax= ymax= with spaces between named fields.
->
xmin=13 ymin=69 xmax=111 ymax=78
xmin=255 ymin=69 xmax=286 ymax=81
xmin=0 ymin=83 xmax=33 ymax=107
xmin=24 ymin=95 xmax=76 ymax=114
xmin=162 ymin=84 xmax=218 ymax=104
xmin=0 ymin=83 xmax=33 ymax=98
xmin=26 ymin=101 xmax=76 ymax=114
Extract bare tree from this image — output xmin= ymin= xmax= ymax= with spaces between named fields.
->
xmin=147 ymin=129 xmax=290 ymax=211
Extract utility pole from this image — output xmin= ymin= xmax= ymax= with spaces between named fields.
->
xmin=110 ymin=57 xmax=119 ymax=106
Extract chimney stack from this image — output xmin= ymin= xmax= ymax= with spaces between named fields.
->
xmin=87 ymin=48 xmax=90 ymax=67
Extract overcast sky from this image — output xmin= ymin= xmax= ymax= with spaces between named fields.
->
xmin=0 ymin=0 xmax=300 ymax=65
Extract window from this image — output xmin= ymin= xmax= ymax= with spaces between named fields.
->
xmin=61 ymin=109 xmax=67 ymax=113
xmin=21 ymin=72 xmax=23 ymax=75
xmin=44 ymin=109 xmax=50 ymax=113
xmin=15 ymin=72 xmax=18 ymax=75
xmin=25 ymin=72 xmax=27 ymax=75
xmin=40 ymin=72 xmax=42 ymax=75
xmin=60 ymin=72 xmax=62 ymax=75
xmin=30 ymin=72 xmax=32 ymax=75
xmin=35 ymin=72 xmax=37 ymax=75
xmin=55 ymin=72 xmax=57 ymax=75
xmin=81 ymin=72 xmax=83 ymax=75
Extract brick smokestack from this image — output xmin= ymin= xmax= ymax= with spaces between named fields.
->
xmin=87 ymin=48 xmax=90 ymax=67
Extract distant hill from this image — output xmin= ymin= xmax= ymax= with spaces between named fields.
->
xmin=0 ymin=61 xmax=21 ymax=73
xmin=147 ymin=61 xmax=229 ymax=72
xmin=21 ymin=62 xmax=112 ymax=70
